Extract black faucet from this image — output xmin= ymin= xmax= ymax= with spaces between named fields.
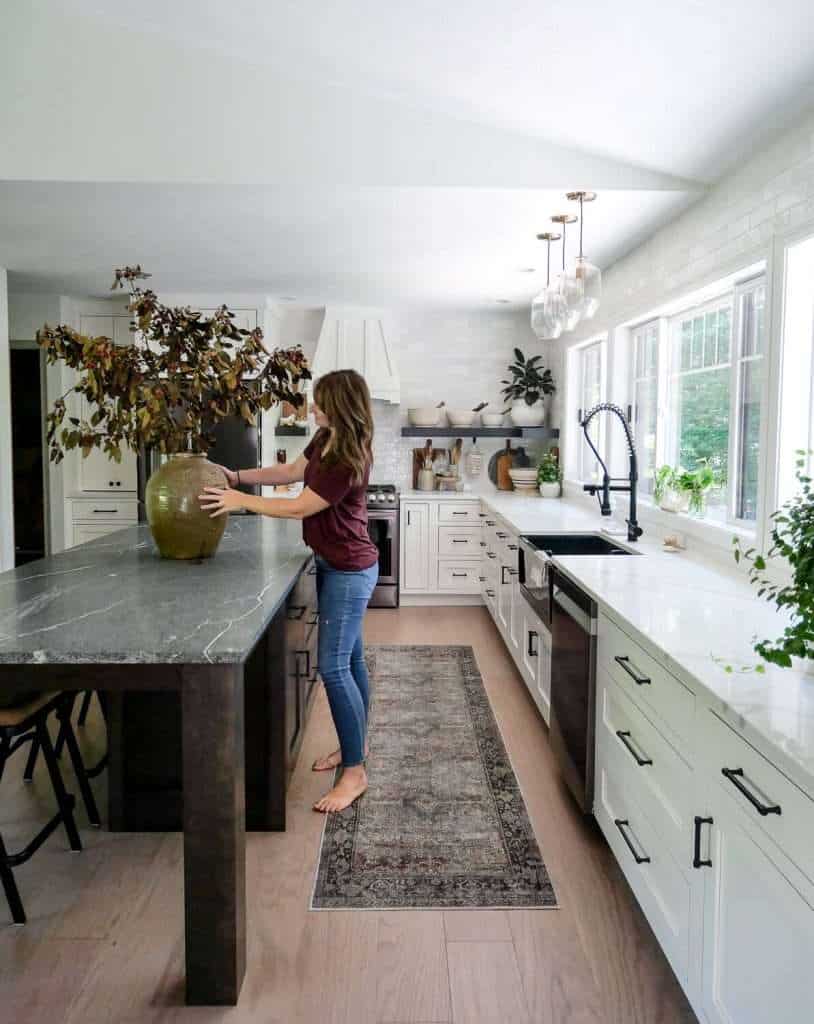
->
xmin=580 ymin=403 xmax=644 ymax=543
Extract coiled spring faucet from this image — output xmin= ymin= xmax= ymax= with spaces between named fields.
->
xmin=580 ymin=403 xmax=644 ymax=543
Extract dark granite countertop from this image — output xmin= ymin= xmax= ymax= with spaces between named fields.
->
xmin=0 ymin=517 xmax=312 ymax=665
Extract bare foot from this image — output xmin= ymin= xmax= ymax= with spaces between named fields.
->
xmin=312 ymin=745 xmax=368 ymax=772
xmin=313 ymin=766 xmax=368 ymax=813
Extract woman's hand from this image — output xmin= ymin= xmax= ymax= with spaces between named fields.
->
xmin=211 ymin=463 xmax=239 ymax=487
xmin=198 ymin=486 xmax=245 ymax=517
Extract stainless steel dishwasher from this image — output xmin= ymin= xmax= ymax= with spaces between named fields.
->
xmin=548 ymin=565 xmax=598 ymax=814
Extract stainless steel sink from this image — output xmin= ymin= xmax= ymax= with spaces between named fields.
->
xmin=521 ymin=533 xmax=639 ymax=556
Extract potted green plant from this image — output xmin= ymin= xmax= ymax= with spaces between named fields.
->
xmin=38 ymin=265 xmax=311 ymax=559
xmin=652 ymin=461 xmax=718 ymax=516
xmin=500 ymin=349 xmax=556 ymax=427
xmin=734 ymin=453 xmax=814 ymax=673
xmin=537 ymin=452 xmax=562 ymax=498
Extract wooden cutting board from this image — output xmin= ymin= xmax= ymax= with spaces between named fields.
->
xmin=496 ymin=441 xmax=514 ymax=491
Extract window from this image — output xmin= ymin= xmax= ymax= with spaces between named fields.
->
xmin=628 ymin=273 xmax=766 ymax=526
xmin=575 ymin=339 xmax=607 ymax=482
xmin=631 ymin=320 xmax=660 ymax=496
xmin=777 ymin=233 xmax=814 ymax=506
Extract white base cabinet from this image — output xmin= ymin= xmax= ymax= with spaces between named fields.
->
xmin=595 ymin=611 xmax=814 ymax=1024
xmin=399 ymin=498 xmax=481 ymax=599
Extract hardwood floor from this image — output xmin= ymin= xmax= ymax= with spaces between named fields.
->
xmin=1 ymin=606 xmax=696 ymax=1023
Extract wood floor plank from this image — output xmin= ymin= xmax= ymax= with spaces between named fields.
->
xmin=443 ymin=909 xmax=512 ymax=943
xmin=376 ymin=910 xmax=450 ymax=1023
xmin=446 ymin=940 xmax=530 ymax=1024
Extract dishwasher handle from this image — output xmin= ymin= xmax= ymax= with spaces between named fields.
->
xmin=552 ymin=586 xmax=595 ymax=634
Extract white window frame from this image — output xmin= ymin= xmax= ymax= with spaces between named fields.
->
xmin=569 ymin=337 xmax=608 ymax=484
xmin=625 ymin=273 xmax=767 ymax=532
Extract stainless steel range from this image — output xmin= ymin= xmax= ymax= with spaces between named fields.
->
xmin=366 ymin=484 xmax=399 ymax=608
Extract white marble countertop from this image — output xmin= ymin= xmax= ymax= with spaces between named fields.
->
xmin=465 ymin=492 xmax=814 ymax=796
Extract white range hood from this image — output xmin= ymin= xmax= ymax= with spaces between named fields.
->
xmin=311 ymin=306 xmax=400 ymax=404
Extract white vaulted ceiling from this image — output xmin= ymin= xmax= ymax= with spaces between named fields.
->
xmin=2 ymin=0 xmax=814 ymax=307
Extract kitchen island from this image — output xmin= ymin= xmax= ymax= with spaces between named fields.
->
xmin=0 ymin=516 xmax=316 ymax=1006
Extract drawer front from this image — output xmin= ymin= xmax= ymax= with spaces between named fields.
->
xmin=700 ymin=708 xmax=814 ymax=884
xmin=437 ymin=502 xmax=481 ymax=525
xmin=72 ymin=522 xmax=130 ymax=547
xmin=598 ymin=667 xmax=693 ymax=870
xmin=598 ymin=613 xmax=694 ymax=750
xmin=437 ymin=559 xmax=482 ymax=593
xmin=596 ymin=731 xmax=691 ymax=983
xmin=438 ymin=525 xmax=482 ymax=557
xmin=71 ymin=497 xmax=139 ymax=522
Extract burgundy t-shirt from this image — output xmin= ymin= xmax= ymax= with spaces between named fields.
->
xmin=302 ymin=429 xmax=378 ymax=571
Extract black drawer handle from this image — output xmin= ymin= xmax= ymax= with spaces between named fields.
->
xmin=693 ymin=816 xmax=713 ymax=868
xmin=479 ymin=541 xmax=487 ymax=547
xmin=487 ymin=552 xmax=496 ymax=559
xmin=479 ymin=512 xmax=487 ymax=518
xmin=93 ymin=508 xmax=117 ymax=514
xmin=451 ymin=539 xmax=469 ymax=544
xmin=478 ymin=576 xmax=486 ymax=582
xmin=287 ymin=604 xmax=307 ymax=620
xmin=485 ymin=520 xmax=496 ymax=526
xmin=451 ymin=511 xmax=469 ymax=516
xmin=451 ymin=572 xmax=468 ymax=578
xmin=721 ymin=768 xmax=781 ymax=816
xmin=507 ymin=543 xmax=518 ymax=550
xmin=485 ymin=589 xmax=495 ymax=597
xmin=527 ymin=630 xmax=538 ymax=657
xmin=616 ymin=730 xmax=653 ymax=767
xmin=614 ymin=655 xmax=651 ymax=685
xmin=614 ymin=818 xmax=650 ymax=864
xmin=496 ymin=531 xmax=507 ymax=539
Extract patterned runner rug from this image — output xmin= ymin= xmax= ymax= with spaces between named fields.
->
xmin=311 ymin=644 xmax=557 ymax=909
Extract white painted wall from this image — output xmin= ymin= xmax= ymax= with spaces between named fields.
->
xmin=0 ymin=270 xmax=14 ymax=570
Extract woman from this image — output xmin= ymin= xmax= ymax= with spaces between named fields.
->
xmin=199 ymin=369 xmax=378 ymax=814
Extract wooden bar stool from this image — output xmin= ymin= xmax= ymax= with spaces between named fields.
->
xmin=0 ymin=693 xmax=84 ymax=925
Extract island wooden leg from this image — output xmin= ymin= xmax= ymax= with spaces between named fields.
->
xmin=181 ymin=663 xmax=246 ymax=1006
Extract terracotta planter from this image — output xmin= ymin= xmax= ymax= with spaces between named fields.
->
xmin=509 ymin=399 xmax=545 ymax=427
xmin=145 ymin=453 xmax=228 ymax=559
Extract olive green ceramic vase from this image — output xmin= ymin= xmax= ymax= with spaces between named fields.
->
xmin=145 ymin=453 xmax=228 ymax=559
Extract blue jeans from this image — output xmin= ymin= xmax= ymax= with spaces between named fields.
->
xmin=316 ymin=556 xmax=379 ymax=768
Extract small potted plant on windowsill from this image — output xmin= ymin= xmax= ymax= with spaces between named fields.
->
xmin=653 ymin=461 xmax=719 ymax=516
xmin=734 ymin=453 xmax=814 ymax=674
xmin=500 ymin=348 xmax=556 ymax=427
xmin=537 ymin=452 xmax=562 ymax=498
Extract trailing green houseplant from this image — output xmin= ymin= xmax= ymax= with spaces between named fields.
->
xmin=37 ymin=265 xmax=311 ymax=558
xmin=652 ymin=460 xmax=719 ymax=515
xmin=500 ymin=349 xmax=555 ymax=427
xmin=733 ymin=453 xmax=814 ymax=669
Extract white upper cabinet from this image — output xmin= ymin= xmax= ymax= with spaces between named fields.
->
xmin=312 ymin=307 xmax=400 ymax=403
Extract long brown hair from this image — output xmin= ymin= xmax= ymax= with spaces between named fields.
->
xmin=313 ymin=370 xmax=374 ymax=483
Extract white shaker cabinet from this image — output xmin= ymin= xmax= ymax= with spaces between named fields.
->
xmin=400 ymin=501 xmax=431 ymax=593
xmin=699 ymin=790 xmax=812 ymax=1024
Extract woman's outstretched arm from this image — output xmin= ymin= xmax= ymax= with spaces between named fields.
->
xmin=198 ymin=485 xmax=329 ymax=521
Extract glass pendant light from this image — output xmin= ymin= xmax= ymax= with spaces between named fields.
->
xmin=530 ymin=232 xmax=566 ymax=340
xmin=551 ymin=214 xmax=583 ymax=332
xmin=567 ymin=190 xmax=602 ymax=319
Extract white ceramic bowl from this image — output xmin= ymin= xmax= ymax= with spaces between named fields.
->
xmin=481 ymin=412 xmax=505 ymax=427
xmin=408 ymin=407 xmax=443 ymax=427
xmin=509 ymin=468 xmax=538 ymax=481
xmin=446 ymin=409 xmax=477 ymax=427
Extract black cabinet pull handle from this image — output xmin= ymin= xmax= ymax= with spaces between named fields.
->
xmin=527 ymin=630 xmax=538 ymax=657
xmin=616 ymin=730 xmax=653 ymax=767
xmin=451 ymin=539 xmax=468 ymax=544
xmin=287 ymin=604 xmax=307 ymax=620
xmin=496 ymin=531 xmax=507 ymax=538
xmin=614 ymin=655 xmax=651 ymax=685
xmin=507 ymin=543 xmax=518 ymax=550
xmin=487 ymin=552 xmax=496 ymax=559
xmin=451 ymin=511 xmax=468 ymax=516
xmin=721 ymin=768 xmax=781 ymax=816
xmin=93 ymin=508 xmax=117 ymax=514
xmin=614 ymin=818 xmax=650 ymax=864
xmin=485 ymin=520 xmax=496 ymax=526
xmin=485 ymin=589 xmax=495 ymax=597
xmin=693 ymin=816 xmax=713 ymax=868
xmin=479 ymin=541 xmax=487 ymax=547
xmin=478 ymin=576 xmax=486 ymax=582
xmin=479 ymin=512 xmax=487 ymax=518
xmin=501 ymin=565 xmax=513 ymax=584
